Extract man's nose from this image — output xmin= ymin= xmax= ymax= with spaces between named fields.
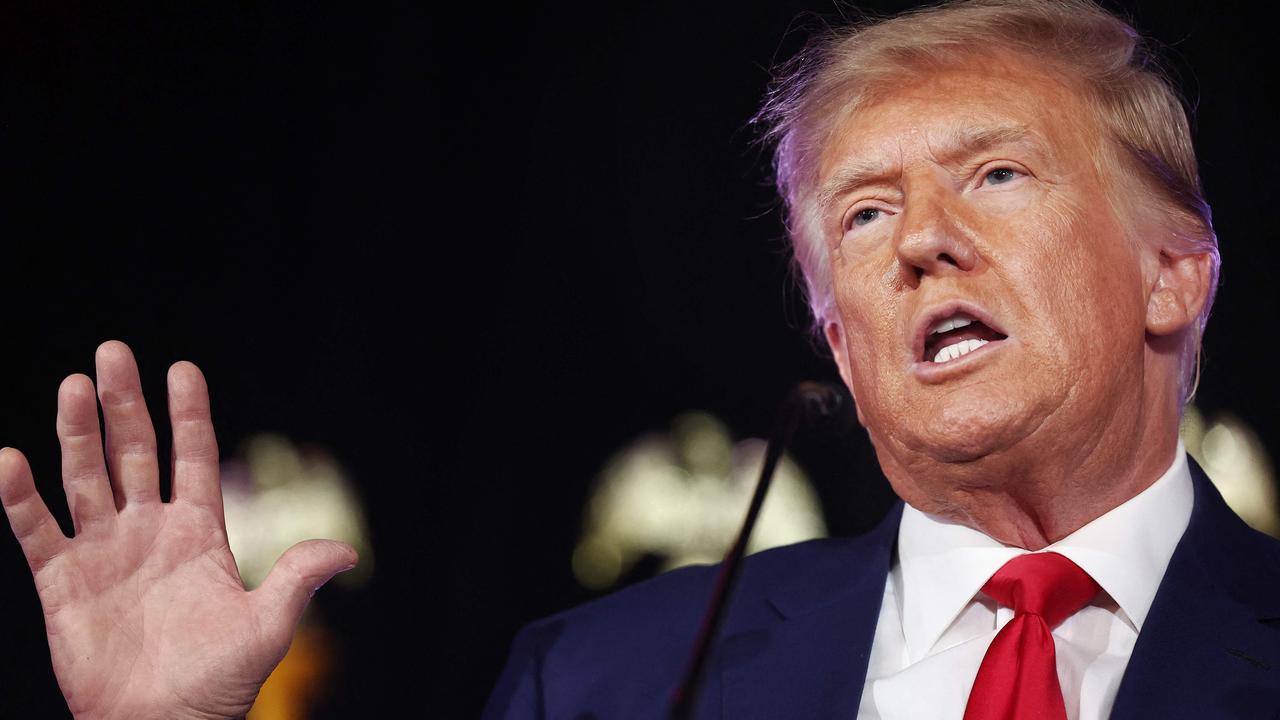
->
xmin=893 ymin=191 xmax=978 ymax=283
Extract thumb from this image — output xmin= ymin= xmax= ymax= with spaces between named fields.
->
xmin=254 ymin=539 xmax=358 ymax=635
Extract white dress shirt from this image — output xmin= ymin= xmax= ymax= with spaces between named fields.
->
xmin=858 ymin=443 xmax=1194 ymax=720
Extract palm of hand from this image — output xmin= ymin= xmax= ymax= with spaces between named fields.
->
xmin=0 ymin=342 xmax=356 ymax=720
xmin=42 ymin=505 xmax=262 ymax=719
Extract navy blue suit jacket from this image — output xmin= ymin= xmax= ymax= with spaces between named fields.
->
xmin=485 ymin=458 xmax=1280 ymax=718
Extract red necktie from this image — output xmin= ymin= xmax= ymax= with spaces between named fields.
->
xmin=962 ymin=552 xmax=1101 ymax=720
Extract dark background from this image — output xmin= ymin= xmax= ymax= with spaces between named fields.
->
xmin=0 ymin=1 xmax=1275 ymax=716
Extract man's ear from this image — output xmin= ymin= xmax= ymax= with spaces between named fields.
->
xmin=1146 ymin=250 xmax=1213 ymax=336
xmin=824 ymin=320 xmax=867 ymax=427
xmin=824 ymin=321 xmax=853 ymax=386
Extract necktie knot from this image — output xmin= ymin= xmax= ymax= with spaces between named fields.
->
xmin=981 ymin=551 xmax=1101 ymax=628
xmin=964 ymin=552 xmax=1102 ymax=720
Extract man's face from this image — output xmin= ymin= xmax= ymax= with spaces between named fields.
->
xmin=819 ymin=54 xmax=1159 ymax=484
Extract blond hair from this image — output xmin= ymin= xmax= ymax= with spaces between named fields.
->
xmin=754 ymin=0 xmax=1219 ymax=400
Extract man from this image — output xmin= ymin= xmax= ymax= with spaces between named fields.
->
xmin=483 ymin=0 xmax=1278 ymax=718
xmin=0 ymin=1 xmax=1276 ymax=720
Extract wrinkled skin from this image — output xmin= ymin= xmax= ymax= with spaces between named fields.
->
xmin=818 ymin=54 xmax=1214 ymax=548
xmin=0 ymin=341 xmax=357 ymax=719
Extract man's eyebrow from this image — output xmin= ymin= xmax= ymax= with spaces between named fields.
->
xmin=816 ymin=159 xmax=899 ymax=215
xmin=943 ymin=123 xmax=1038 ymax=158
xmin=816 ymin=123 xmax=1040 ymax=214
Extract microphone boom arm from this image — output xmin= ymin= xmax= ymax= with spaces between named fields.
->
xmin=668 ymin=382 xmax=845 ymax=720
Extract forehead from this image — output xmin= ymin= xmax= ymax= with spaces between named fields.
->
xmin=817 ymin=54 xmax=1097 ymax=181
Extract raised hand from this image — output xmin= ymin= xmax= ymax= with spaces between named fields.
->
xmin=0 ymin=341 xmax=357 ymax=720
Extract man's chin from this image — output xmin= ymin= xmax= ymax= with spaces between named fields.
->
xmin=900 ymin=402 xmax=1048 ymax=465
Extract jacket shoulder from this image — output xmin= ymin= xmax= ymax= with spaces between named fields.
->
xmin=535 ymin=535 xmax=872 ymax=665
xmin=482 ymin=534 xmax=890 ymax=719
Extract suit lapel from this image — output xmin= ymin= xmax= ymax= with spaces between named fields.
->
xmin=717 ymin=503 xmax=903 ymax=719
xmin=1110 ymin=457 xmax=1280 ymax=719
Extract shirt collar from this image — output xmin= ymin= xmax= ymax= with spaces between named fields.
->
xmin=895 ymin=441 xmax=1194 ymax=663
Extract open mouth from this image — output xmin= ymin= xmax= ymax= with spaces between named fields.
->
xmin=921 ymin=312 xmax=1008 ymax=364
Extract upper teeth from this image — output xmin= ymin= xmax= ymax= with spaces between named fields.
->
xmin=930 ymin=317 xmax=973 ymax=335
xmin=933 ymin=338 xmax=987 ymax=363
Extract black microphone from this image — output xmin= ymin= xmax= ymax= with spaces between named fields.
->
xmin=668 ymin=381 xmax=854 ymax=720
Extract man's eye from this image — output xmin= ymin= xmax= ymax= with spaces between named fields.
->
xmin=982 ymin=167 xmax=1020 ymax=186
xmin=851 ymin=208 xmax=880 ymax=227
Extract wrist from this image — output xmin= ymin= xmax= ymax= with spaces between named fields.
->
xmin=79 ymin=701 xmax=249 ymax=720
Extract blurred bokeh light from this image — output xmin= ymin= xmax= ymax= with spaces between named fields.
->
xmin=1182 ymin=405 xmax=1279 ymax=537
xmin=573 ymin=411 xmax=827 ymax=590
xmin=221 ymin=433 xmax=373 ymax=590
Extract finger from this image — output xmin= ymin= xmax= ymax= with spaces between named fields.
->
xmin=254 ymin=540 xmax=357 ymax=636
xmin=95 ymin=341 xmax=160 ymax=508
xmin=0 ymin=448 xmax=68 ymax=572
xmin=168 ymin=361 xmax=223 ymax=512
xmin=57 ymin=374 xmax=117 ymax=532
